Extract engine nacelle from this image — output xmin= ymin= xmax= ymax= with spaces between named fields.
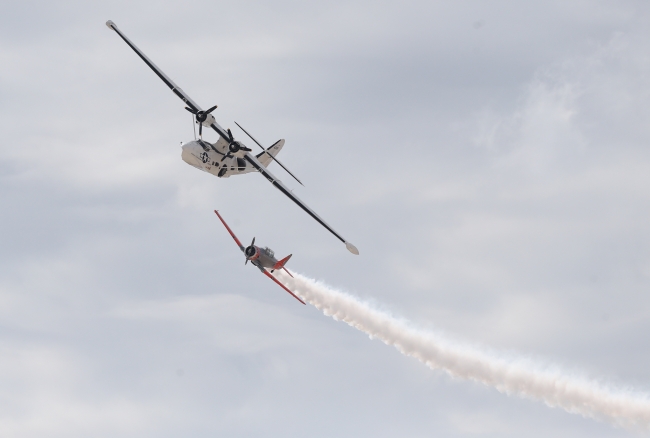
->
xmin=201 ymin=113 xmax=216 ymax=127
xmin=245 ymin=245 xmax=260 ymax=261
xmin=229 ymin=141 xmax=243 ymax=154
xmin=228 ymin=141 xmax=253 ymax=157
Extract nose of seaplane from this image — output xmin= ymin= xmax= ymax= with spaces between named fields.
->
xmin=181 ymin=140 xmax=204 ymax=169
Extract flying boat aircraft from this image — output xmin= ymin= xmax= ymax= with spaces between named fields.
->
xmin=215 ymin=210 xmax=305 ymax=305
xmin=106 ymin=20 xmax=358 ymax=255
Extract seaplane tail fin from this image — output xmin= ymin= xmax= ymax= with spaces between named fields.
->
xmin=255 ymin=139 xmax=284 ymax=167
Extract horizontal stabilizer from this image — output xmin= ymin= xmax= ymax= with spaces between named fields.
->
xmin=256 ymin=139 xmax=285 ymax=167
xmin=273 ymin=254 xmax=292 ymax=271
xmin=282 ymin=267 xmax=294 ymax=278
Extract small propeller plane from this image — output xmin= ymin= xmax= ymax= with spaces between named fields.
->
xmin=215 ymin=210 xmax=305 ymax=305
xmin=106 ymin=20 xmax=358 ymax=255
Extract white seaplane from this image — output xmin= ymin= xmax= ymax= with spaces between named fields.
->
xmin=106 ymin=20 xmax=358 ymax=255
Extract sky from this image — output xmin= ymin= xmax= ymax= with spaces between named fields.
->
xmin=1 ymin=0 xmax=650 ymax=436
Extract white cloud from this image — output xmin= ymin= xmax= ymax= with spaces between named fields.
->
xmin=2 ymin=1 xmax=650 ymax=437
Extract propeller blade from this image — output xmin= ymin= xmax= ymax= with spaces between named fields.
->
xmin=251 ymin=237 xmax=255 ymax=246
xmin=185 ymin=107 xmax=196 ymax=114
xmin=199 ymin=122 xmax=203 ymax=137
xmin=221 ymin=153 xmax=231 ymax=162
xmin=234 ymin=121 xmax=304 ymax=186
xmin=227 ymin=128 xmax=234 ymax=142
xmin=245 ymin=259 xmax=248 ymax=265
xmin=205 ymin=105 xmax=218 ymax=114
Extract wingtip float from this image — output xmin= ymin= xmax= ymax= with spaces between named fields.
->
xmin=345 ymin=242 xmax=359 ymax=255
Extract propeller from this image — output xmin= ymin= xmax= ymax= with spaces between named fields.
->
xmin=244 ymin=237 xmax=256 ymax=265
xmin=234 ymin=121 xmax=304 ymax=186
xmin=185 ymin=105 xmax=218 ymax=138
xmin=220 ymin=128 xmax=252 ymax=162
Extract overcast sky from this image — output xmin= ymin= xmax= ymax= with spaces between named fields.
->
xmin=2 ymin=0 xmax=650 ymax=436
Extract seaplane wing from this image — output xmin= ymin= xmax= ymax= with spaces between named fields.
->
xmin=106 ymin=20 xmax=231 ymax=140
xmin=107 ymin=20 xmax=358 ymax=255
xmin=241 ymin=153 xmax=358 ymax=255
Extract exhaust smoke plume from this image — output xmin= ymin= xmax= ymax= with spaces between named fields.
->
xmin=277 ymin=272 xmax=650 ymax=429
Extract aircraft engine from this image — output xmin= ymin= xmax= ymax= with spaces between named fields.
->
xmin=245 ymin=245 xmax=259 ymax=261
xmin=229 ymin=141 xmax=244 ymax=154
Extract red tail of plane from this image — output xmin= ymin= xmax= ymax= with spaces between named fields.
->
xmin=273 ymin=254 xmax=292 ymax=270
xmin=272 ymin=254 xmax=294 ymax=278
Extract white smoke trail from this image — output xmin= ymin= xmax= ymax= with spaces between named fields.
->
xmin=277 ymin=271 xmax=650 ymax=429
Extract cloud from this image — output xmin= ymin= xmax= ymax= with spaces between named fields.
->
xmin=2 ymin=2 xmax=650 ymax=437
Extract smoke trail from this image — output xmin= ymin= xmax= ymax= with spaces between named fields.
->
xmin=277 ymin=271 xmax=650 ymax=429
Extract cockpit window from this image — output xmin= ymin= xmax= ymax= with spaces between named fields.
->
xmin=237 ymin=158 xmax=246 ymax=171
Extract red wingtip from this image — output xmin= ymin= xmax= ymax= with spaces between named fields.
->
xmin=263 ymin=270 xmax=305 ymax=305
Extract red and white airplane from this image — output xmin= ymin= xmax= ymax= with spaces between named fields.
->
xmin=214 ymin=210 xmax=305 ymax=305
xmin=106 ymin=20 xmax=358 ymax=255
